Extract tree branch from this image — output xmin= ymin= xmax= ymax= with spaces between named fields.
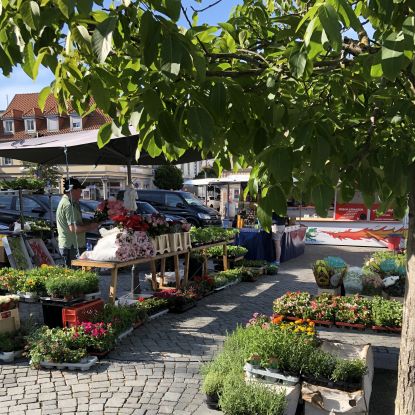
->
xmin=191 ymin=0 xmax=224 ymax=13
xmin=207 ymin=52 xmax=267 ymax=67
xmin=207 ymin=69 xmax=265 ymax=78
xmin=180 ymin=5 xmax=208 ymax=54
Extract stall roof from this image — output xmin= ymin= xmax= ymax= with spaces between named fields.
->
xmin=184 ymin=174 xmax=250 ymax=186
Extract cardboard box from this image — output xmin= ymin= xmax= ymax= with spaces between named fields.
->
xmin=0 ymin=307 xmax=21 ymax=333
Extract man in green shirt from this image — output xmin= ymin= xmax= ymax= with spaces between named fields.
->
xmin=56 ymin=177 xmax=99 ymax=266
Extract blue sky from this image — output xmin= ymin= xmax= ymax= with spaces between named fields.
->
xmin=0 ymin=0 xmax=241 ymax=110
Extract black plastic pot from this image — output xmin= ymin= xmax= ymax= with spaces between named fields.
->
xmin=205 ymin=393 xmax=219 ymax=410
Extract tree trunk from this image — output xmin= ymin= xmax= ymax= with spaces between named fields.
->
xmin=396 ymin=165 xmax=415 ymax=414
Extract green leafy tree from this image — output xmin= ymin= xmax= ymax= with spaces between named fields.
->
xmin=1 ymin=1 xmax=415 ymax=411
xmin=153 ymin=165 xmax=183 ymax=190
xmin=22 ymin=162 xmax=62 ymax=188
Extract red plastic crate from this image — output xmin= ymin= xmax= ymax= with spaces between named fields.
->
xmin=62 ymin=299 xmax=104 ymax=327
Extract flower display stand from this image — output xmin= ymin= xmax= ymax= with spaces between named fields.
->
xmin=35 ymin=356 xmax=98 ymax=371
xmin=246 ymin=377 xmax=301 ymax=415
xmin=302 ymin=341 xmax=373 ymax=415
xmin=168 ymin=233 xmax=184 ymax=252
xmin=152 ymin=235 xmax=171 ymax=255
xmin=180 ymin=232 xmax=192 ymax=250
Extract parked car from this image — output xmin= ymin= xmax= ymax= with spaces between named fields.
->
xmin=0 ymin=194 xmax=99 ymax=239
xmin=117 ymin=190 xmax=222 ymax=227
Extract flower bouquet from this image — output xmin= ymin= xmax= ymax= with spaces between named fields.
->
xmin=94 ymin=199 xmax=127 ymax=222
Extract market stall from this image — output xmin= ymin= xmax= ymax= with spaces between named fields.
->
xmin=235 ymin=225 xmax=306 ymax=263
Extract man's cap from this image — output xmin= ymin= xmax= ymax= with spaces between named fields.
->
xmin=63 ymin=177 xmax=85 ymax=192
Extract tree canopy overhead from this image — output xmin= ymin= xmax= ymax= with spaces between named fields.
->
xmin=1 ymin=0 xmax=413 ymax=227
xmin=2 ymin=1 xmax=415 ymax=413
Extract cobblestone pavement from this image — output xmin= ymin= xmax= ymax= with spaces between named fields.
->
xmin=1 ymin=245 xmax=400 ymax=414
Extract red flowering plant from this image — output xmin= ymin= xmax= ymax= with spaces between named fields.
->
xmin=71 ymin=322 xmax=116 ymax=353
xmin=272 ymin=291 xmax=312 ymax=318
xmin=306 ymin=294 xmax=338 ymax=322
xmin=189 ymin=275 xmax=215 ymax=297
xmin=335 ymin=295 xmax=371 ymax=325
xmin=112 ymin=213 xmax=150 ymax=232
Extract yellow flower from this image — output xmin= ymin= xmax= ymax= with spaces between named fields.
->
xmin=295 ymin=319 xmax=303 ymax=325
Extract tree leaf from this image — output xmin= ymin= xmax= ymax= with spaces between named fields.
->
xmin=318 ymin=3 xmax=342 ymax=52
xmin=311 ymin=183 xmax=333 ymax=217
xmin=289 ymin=46 xmax=307 ymax=78
xmin=188 ymin=106 xmax=214 ymax=145
xmin=90 ymin=75 xmax=110 ymax=112
xmin=381 ymin=31 xmax=406 ymax=81
xmin=140 ymin=11 xmax=161 ymax=67
xmin=97 ymin=122 xmax=112 ymax=149
xmin=92 ymin=16 xmax=116 ymax=63
xmin=38 ymin=86 xmax=51 ymax=111
xmin=158 ymin=110 xmax=179 ymax=143
xmin=72 ymin=25 xmax=92 ymax=52
xmin=142 ymin=89 xmax=164 ymax=120
xmin=163 ymin=0 xmax=181 ymax=21
xmin=160 ymin=34 xmax=182 ymax=76
xmin=20 ymin=1 xmax=40 ymax=29
xmin=77 ymin=0 xmax=93 ymax=15
xmin=265 ymin=147 xmax=293 ymax=182
xmin=22 ymin=42 xmax=36 ymax=79
xmin=311 ymin=136 xmax=330 ymax=171
xmin=209 ymin=82 xmax=226 ymax=121
xmin=56 ymin=0 xmax=75 ymax=19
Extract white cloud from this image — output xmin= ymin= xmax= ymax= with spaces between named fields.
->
xmin=0 ymin=66 xmax=54 ymax=110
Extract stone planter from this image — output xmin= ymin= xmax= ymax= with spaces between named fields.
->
xmin=168 ymin=233 xmax=184 ymax=252
xmin=151 ymin=234 xmax=170 ymax=255
xmin=0 ymin=351 xmax=15 ymax=363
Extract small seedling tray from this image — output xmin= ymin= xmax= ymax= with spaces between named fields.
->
xmin=148 ymin=309 xmax=169 ymax=320
xmin=243 ymin=364 xmax=300 ymax=385
xmin=35 ymin=356 xmax=98 ymax=371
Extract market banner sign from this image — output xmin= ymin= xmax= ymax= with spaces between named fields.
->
xmin=302 ymin=221 xmax=407 ymax=247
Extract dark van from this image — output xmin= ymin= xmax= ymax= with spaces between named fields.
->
xmin=118 ymin=190 xmax=222 ymax=227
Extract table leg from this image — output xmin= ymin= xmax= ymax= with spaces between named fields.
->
xmin=174 ymin=255 xmax=180 ymax=288
xmin=150 ymin=260 xmax=158 ymax=291
xmin=109 ymin=268 xmax=118 ymax=305
xmin=223 ymin=244 xmax=228 ymax=271
xmin=183 ymin=251 xmax=190 ymax=286
xmin=160 ymin=257 xmax=166 ymax=287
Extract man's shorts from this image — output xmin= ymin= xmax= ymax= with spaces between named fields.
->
xmin=271 ymin=225 xmax=285 ymax=241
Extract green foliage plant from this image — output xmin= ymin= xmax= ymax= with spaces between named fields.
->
xmin=331 ymin=359 xmax=367 ymax=385
xmin=371 ymin=297 xmax=403 ymax=327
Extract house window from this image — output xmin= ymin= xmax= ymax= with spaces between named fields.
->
xmin=25 ymin=118 xmax=36 ymax=132
xmin=3 ymin=120 xmax=13 ymax=134
xmin=47 ymin=117 xmax=59 ymax=131
xmin=70 ymin=115 xmax=82 ymax=130
xmin=3 ymin=158 xmax=12 ymax=166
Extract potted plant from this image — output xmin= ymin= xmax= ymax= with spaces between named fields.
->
xmin=245 ymin=353 xmax=262 ymax=378
xmin=330 ymin=358 xmax=367 ymax=391
xmin=306 ymin=294 xmax=337 ymax=326
xmin=265 ymin=263 xmax=279 ymax=275
xmin=0 ymin=334 xmax=17 ymax=362
xmin=264 ymin=356 xmax=280 ymax=383
xmin=136 ymin=297 xmax=169 ymax=317
xmin=72 ymin=322 xmax=116 ymax=355
xmin=273 ymin=291 xmax=312 ymax=319
xmin=202 ymin=371 xmax=222 ymax=410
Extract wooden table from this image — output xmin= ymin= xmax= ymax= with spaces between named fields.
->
xmin=72 ymin=240 xmax=233 ymax=304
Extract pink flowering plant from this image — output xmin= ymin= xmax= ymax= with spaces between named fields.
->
xmin=246 ymin=312 xmax=271 ymax=328
xmin=72 ymin=322 xmax=116 ymax=353
xmin=144 ymin=214 xmax=170 ymax=237
xmin=307 ymin=294 xmax=338 ymax=322
xmin=335 ymin=295 xmax=371 ymax=325
xmin=115 ymin=230 xmax=155 ymax=261
xmin=273 ymin=291 xmax=312 ymax=317
xmin=95 ymin=199 xmax=127 ymax=222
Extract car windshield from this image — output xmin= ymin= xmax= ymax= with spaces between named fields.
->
xmin=80 ymin=200 xmax=100 ymax=213
xmin=181 ymin=192 xmax=204 ymax=206
xmin=36 ymin=195 xmax=61 ymax=211
xmin=136 ymin=202 xmax=158 ymax=214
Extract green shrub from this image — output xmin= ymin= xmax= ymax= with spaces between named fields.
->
xmin=202 ymin=371 xmax=223 ymax=395
xmin=331 ymin=358 xmax=367 ymax=384
xmin=219 ymin=371 xmax=286 ymax=415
